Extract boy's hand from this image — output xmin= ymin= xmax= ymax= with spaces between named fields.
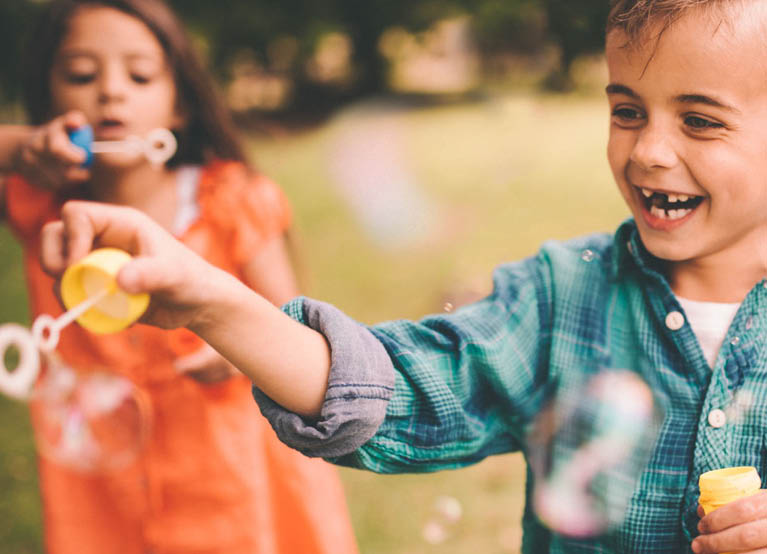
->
xmin=16 ymin=111 xmax=90 ymax=189
xmin=174 ymin=343 xmax=239 ymax=384
xmin=692 ymin=491 xmax=767 ymax=553
xmin=40 ymin=200 xmax=332 ymax=418
xmin=40 ymin=200 xmax=242 ymax=331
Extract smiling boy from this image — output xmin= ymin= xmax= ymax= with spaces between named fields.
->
xmin=32 ymin=1 xmax=767 ymax=553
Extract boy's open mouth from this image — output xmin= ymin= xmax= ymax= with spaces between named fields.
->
xmin=636 ymin=186 xmax=704 ymax=220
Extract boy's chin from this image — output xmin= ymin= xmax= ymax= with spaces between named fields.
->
xmin=635 ymin=231 xmax=695 ymax=263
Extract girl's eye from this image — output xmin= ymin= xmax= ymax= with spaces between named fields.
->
xmin=684 ymin=115 xmax=724 ymax=130
xmin=66 ymin=73 xmax=95 ymax=85
xmin=131 ymin=74 xmax=151 ymax=84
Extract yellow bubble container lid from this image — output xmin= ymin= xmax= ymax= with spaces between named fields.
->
xmin=61 ymin=248 xmax=150 ymax=334
xmin=699 ymin=466 xmax=761 ymax=515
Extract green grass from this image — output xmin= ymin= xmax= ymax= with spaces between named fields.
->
xmin=0 ymin=90 xmax=628 ymax=553
xmin=0 ymin=227 xmax=43 ymax=554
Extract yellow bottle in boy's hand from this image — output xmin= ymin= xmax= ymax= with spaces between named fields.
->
xmin=699 ymin=466 xmax=761 ymax=515
xmin=61 ymin=248 xmax=149 ymax=333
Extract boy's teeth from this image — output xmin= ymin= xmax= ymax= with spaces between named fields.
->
xmin=667 ymin=194 xmax=678 ymax=202
xmin=641 ymin=188 xmax=653 ymax=198
xmin=649 ymin=206 xmax=693 ymax=220
xmin=677 ymin=194 xmax=689 ymax=202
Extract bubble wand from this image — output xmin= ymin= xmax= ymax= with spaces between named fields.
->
xmin=0 ymin=248 xmax=150 ymax=400
xmin=68 ymin=125 xmax=177 ymax=166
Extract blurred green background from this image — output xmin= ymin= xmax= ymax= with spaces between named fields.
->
xmin=0 ymin=1 xmax=630 ymax=552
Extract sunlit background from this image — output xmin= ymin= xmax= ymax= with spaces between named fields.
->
xmin=0 ymin=1 xmax=629 ymax=552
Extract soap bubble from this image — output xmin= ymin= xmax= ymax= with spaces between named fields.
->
xmin=30 ymin=356 xmax=150 ymax=473
xmin=724 ymin=389 xmax=754 ymax=425
xmin=528 ymin=369 xmax=663 ymax=537
xmin=421 ymin=495 xmax=463 ymax=544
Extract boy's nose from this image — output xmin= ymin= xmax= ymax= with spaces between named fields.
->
xmin=630 ymin=124 xmax=678 ymax=170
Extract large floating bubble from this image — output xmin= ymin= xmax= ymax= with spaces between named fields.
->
xmin=528 ymin=369 xmax=663 ymax=537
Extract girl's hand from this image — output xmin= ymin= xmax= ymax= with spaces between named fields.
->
xmin=174 ymin=343 xmax=240 ymax=384
xmin=692 ymin=491 xmax=767 ymax=553
xmin=16 ymin=111 xmax=90 ymax=189
xmin=40 ymin=200 xmax=245 ymax=331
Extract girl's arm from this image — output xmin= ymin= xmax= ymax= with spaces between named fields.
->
xmin=41 ymin=200 xmax=331 ymax=417
xmin=240 ymin=234 xmax=300 ymax=306
xmin=0 ymin=126 xmax=33 ymax=218
xmin=0 ymin=126 xmax=33 ymax=172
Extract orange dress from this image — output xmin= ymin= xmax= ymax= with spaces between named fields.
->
xmin=5 ymin=161 xmax=358 ymax=554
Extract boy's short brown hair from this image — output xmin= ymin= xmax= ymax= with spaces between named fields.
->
xmin=607 ymin=0 xmax=734 ymax=41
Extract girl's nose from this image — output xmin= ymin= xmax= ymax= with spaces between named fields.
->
xmin=97 ymin=64 xmax=127 ymax=103
xmin=630 ymin=123 xmax=678 ymax=170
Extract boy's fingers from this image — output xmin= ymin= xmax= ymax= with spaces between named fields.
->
xmin=59 ymin=201 xmax=164 ymax=264
xmin=117 ymin=256 xmax=176 ymax=295
xmin=698 ymin=491 xmax=767 ymax=534
xmin=692 ymin=518 xmax=767 ymax=553
xmin=39 ymin=221 xmax=68 ymax=276
xmin=59 ymin=201 xmax=97 ymax=264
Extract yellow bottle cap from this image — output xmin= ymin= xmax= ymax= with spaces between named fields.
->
xmin=61 ymin=248 xmax=150 ymax=334
xmin=699 ymin=466 xmax=761 ymax=515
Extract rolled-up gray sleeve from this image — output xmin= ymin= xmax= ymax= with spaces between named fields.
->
xmin=252 ymin=296 xmax=395 ymax=459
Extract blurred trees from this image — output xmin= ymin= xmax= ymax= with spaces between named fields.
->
xmin=0 ymin=0 xmax=611 ymax=116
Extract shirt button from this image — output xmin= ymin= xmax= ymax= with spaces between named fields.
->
xmin=581 ymin=249 xmax=595 ymax=262
xmin=708 ymin=409 xmax=727 ymax=428
xmin=730 ymin=336 xmax=740 ymax=346
xmin=665 ymin=311 xmax=685 ymax=331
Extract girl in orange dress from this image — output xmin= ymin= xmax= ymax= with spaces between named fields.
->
xmin=0 ymin=1 xmax=358 ymax=553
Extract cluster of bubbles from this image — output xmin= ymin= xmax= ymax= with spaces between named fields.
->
xmin=29 ymin=355 xmax=150 ymax=473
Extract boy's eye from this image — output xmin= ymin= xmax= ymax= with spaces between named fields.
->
xmin=684 ymin=115 xmax=724 ymax=130
xmin=611 ymin=106 xmax=644 ymax=126
xmin=131 ymin=73 xmax=151 ymax=85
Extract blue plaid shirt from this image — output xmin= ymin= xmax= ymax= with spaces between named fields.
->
xmin=259 ymin=219 xmax=767 ymax=553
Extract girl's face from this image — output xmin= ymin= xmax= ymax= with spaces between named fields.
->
xmin=50 ymin=5 xmax=184 ymax=166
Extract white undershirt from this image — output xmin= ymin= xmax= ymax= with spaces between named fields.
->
xmin=676 ymin=296 xmax=741 ymax=368
xmin=172 ymin=165 xmax=202 ymax=236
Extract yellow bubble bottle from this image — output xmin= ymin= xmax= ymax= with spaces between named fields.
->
xmin=61 ymin=248 xmax=150 ymax=333
xmin=699 ymin=466 xmax=761 ymax=515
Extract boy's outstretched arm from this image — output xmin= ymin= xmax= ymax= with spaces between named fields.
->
xmin=41 ymin=200 xmax=332 ymax=418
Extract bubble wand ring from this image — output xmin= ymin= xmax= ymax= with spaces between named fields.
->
xmin=0 ymin=288 xmax=113 ymax=400
xmin=0 ymin=323 xmax=40 ymax=400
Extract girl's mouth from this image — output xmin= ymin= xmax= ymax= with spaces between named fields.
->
xmin=635 ymin=186 xmax=704 ymax=221
xmin=95 ymin=119 xmax=127 ymax=139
